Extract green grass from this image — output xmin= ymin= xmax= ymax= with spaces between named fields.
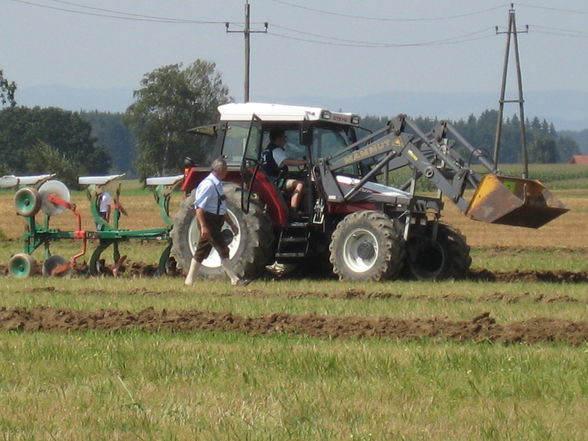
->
xmin=1 ymin=277 xmax=588 ymax=323
xmin=1 ymin=271 xmax=588 ymax=439
xmin=0 ymin=171 xmax=587 ymax=440
xmin=470 ymin=247 xmax=588 ymax=272
xmin=0 ymin=331 xmax=587 ymax=440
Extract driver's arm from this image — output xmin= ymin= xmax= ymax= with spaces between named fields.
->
xmin=282 ymin=158 xmax=306 ymax=167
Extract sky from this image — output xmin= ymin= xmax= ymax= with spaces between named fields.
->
xmin=3 ymin=0 xmax=588 ymax=118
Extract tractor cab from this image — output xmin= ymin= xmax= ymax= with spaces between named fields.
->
xmin=185 ymin=102 xmax=368 ymax=227
xmin=220 ymin=103 xmax=367 ymax=224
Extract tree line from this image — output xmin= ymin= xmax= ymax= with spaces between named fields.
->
xmin=0 ymin=63 xmax=583 ymax=188
xmin=361 ymin=110 xmax=580 ymax=165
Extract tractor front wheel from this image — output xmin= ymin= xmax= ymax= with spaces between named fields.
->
xmin=329 ymin=211 xmax=405 ymax=281
xmin=171 ymin=183 xmax=274 ymax=280
xmin=405 ymin=223 xmax=471 ymax=281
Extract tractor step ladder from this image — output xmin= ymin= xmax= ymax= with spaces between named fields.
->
xmin=275 ymin=221 xmax=311 ymax=260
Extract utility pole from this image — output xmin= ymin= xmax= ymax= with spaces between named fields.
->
xmin=226 ymin=1 xmax=268 ymax=103
xmin=494 ymin=4 xmax=529 ymax=177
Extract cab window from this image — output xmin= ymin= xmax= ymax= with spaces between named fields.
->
xmin=222 ymin=122 xmax=251 ymax=165
xmin=312 ymin=126 xmax=358 ymax=175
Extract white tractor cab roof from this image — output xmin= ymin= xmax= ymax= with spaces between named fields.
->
xmin=218 ymin=102 xmax=360 ymax=126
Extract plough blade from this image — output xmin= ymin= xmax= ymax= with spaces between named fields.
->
xmin=466 ymin=174 xmax=568 ymax=229
xmin=51 ymin=262 xmax=72 ymax=277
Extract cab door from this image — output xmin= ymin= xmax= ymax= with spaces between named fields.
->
xmin=240 ymin=115 xmax=263 ymax=213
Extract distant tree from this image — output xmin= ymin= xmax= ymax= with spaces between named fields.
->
xmin=0 ymin=106 xmax=111 ymax=185
xmin=559 ymin=129 xmax=588 ymax=154
xmin=0 ymin=70 xmax=16 ymax=108
xmin=360 ymin=109 xmax=574 ymax=165
xmin=360 ymin=115 xmax=388 ymax=132
xmin=125 ymin=60 xmax=230 ymax=178
xmin=25 ymin=142 xmax=83 ymax=187
xmin=80 ymin=111 xmax=136 ymax=175
xmin=528 ymin=136 xmax=558 ymax=163
xmin=557 ymin=135 xmax=580 ymax=162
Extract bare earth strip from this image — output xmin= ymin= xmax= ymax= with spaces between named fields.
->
xmin=2 ymin=306 xmax=588 ymax=345
xmin=10 ymin=286 xmax=587 ymax=304
xmin=2 ymin=261 xmax=588 ymax=282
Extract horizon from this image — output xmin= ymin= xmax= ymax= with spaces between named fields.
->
xmin=4 ymin=1 xmax=588 ymax=117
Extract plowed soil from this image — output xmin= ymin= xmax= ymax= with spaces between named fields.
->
xmin=2 ymin=261 xmax=588 ymax=283
xmin=1 ymin=306 xmax=587 ymax=345
xmin=9 ymin=286 xmax=586 ymax=304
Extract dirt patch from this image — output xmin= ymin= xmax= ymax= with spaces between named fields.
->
xmin=8 ymin=286 xmax=587 ymax=305
xmin=14 ymin=286 xmax=167 ymax=297
xmin=468 ymin=269 xmax=588 ymax=283
xmin=1 ymin=306 xmax=587 ymax=345
xmin=3 ymin=258 xmax=588 ymax=282
xmin=231 ymin=288 xmax=586 ymax=304
xmin=476 ymin=246 xmax=588 ymax=256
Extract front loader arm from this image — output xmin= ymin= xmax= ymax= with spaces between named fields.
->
xmin=318 ymin=114 xmax=567 ymax=228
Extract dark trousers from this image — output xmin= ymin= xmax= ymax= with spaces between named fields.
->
xmin=194 ymin=212 xmax=229 ymax=263
xmin=96 ymin=211 xmax=108 ymax=231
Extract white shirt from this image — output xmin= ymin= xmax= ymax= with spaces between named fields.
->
xmin=272 ymin=147 xmax=287 ymax=168
xmin=193 ymin=173 xmax=227 ymax=215
xmin=98 ymin=192 xmax=113 ymax=213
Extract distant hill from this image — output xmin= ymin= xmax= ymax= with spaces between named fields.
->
xmin=16 ymin=85 xmax=134 ymax=113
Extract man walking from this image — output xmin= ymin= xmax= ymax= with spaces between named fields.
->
xmin=184 ymin=158 xmax=249 ymax=286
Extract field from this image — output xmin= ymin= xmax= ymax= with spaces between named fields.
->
xmin=0 ymin=165 xmax=588 ymax=440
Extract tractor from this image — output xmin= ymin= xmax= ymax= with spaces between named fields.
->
xmin=170 ymin=102 xmax=567 ymax=282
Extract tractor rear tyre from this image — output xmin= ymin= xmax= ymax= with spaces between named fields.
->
xmin=171 ymin=183 xmax=274 ymax=280
xmin=329 ymin=211 xmax=405 ymax=281
xmin=405 ymin=223 xmax=471 ymax=281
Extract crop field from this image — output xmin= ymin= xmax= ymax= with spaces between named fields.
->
xmin=0 ymin=165 xmax=587 ymax=440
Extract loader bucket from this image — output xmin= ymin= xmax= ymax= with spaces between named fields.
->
xmin=465 ymin=174 xmax=568 ymax=229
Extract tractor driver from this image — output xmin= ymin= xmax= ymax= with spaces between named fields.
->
xmin=260 ymin=129 xmax=306 ymax=213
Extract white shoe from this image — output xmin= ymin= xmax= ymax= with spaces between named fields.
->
xmin=184 ymin=259 xmax=201 ymax=285
xmin=231 ymin=278 xmax=251 ymax=287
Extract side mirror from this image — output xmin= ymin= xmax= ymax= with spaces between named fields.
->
xmin=300 ymin=122 xmax=313 ymax=146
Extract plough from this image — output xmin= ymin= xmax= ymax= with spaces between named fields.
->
xmin=2 ymin=174 xmax=184 ymax=278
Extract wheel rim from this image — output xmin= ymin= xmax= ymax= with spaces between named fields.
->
xmin=14 ymin=188 xmax=39 ymax=216
xmin=342 ymin=228 xmax=379 ymax=273
xmin=10 ymin=255 xmax=32 ymax=278
xmin=188 ymin=209 xmax=242 ymax=269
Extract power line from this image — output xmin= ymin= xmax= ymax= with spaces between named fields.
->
xmin=225 ymin=1 xmax=268 ymax=102
xmin=269 ymin=31 xmax=494 ymax=48
xmin=268 ymin=25 xmax=494 ymax=48
xmin=269 ymin=0 xmax=507 ymax=22
xmin=533 ymin=30 xmax=588 ymax=39
xmin=517 ymin=3 xmax=588 ymax=16
xmin=9 ymin=0 xmax=228 ymax=24
xmin=48 ymin=0 xmax=200 ymax=22
xmin=530 ymin=25 xmax=588 ymax=38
